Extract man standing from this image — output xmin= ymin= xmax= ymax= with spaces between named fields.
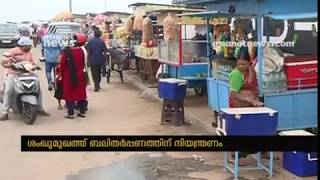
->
xmin=40 ymin=23 xmax=49 ymax=39
xmin=31 ymin=24 xmax=38 ymax=47
xmin=83 ymin=24 xmax=90 ymax=36
xmin=87 ymin=30 xmax=107 ymax=92
xmin=40 ymin=23 xmax=50 ymax=55
xmin=41 ymin=34 xmax=62 ymax=91
xmin=87 ymin=25 xmax=99 ymax=41
xmin=101 ymin=21 xmax=112 ymax=44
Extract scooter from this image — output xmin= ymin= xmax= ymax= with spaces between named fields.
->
xmin=0 ymin=53 xmax=42 ymax=125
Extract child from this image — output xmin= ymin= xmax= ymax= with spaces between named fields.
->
xmin=54 ymin=60 xmax=63 ymax=110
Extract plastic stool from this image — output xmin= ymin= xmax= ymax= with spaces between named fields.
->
xmin=161 ymin=99 xmax=185 ymax=126
xmin=224 ymin=151 xmax=274 ymax=180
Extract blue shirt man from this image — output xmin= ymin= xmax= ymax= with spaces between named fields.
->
xmin=87 ymin=32 xmax=107 ymax=65
xmin=41 ymin=34 xmax=63 ymax=91
xmin=87 ymin=30 xmax=107 ymax=91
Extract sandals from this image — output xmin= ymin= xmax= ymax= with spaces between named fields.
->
xmin=64 ymin=114 xmax=86 ymax=119
xmin=77 ymin=113 xmax=86 ymax=118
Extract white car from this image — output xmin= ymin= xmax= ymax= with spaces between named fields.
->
xmin=0 ymin=23 xmax=20 ymax=48
xmin=48 ymin=22 xmax=82 ymax=35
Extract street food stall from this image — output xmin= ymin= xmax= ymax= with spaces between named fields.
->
xmin=104 ymin=20 xmax=133 ymax=83
xmin=101 ymin=11 xmax=130 ymax=43
xmin=128 ymin=3 xmax=158 ymax=83
xmin=175 ymin=1 xmax=318 ymax=179
xmin=134 ymin=14 xmax=159 ymax=84
xmin=128 ymin=3 xmax=204 ymax=84
xmin=158 ymin=11 xmax=217 ymax=96
xmin=102 ymin=11 xmax=131 ymax=26
xmin=176 ymin=2 xmax=317 ymax=180
xmin=175 ymin=0 xmax=318 ymax=131
xmin=96 ymin=11 xmax=135 ymax=80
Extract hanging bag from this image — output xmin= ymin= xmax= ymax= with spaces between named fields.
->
xmin=81 ymin=46 xmax=91 ymax=85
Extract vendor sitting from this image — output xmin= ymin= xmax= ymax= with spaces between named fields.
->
xmin=229 ymin=46 xmax=263 ymax=107
xmin=101 ymin=21 xmax=112 ymax=45
xmin=228 ymin=46 xmax=264 ymax=165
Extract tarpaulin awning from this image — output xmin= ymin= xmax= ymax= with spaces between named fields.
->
xmin=263 ymin=12 xmax=318 ymax=20
xmin=177 ymin=10 xmax=256 ymax=18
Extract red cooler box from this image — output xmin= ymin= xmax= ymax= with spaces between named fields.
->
xmin=284 ymin=56 xmax=318 ymax=90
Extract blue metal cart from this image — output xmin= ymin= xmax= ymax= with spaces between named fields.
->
xmin=175 ymin=0 xmax=318 ymax=131
xmin=158 ymin=15 xmax=209 ymax=96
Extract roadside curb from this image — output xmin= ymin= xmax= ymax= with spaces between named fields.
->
xmin=123 ymin=72 xmax=215 ymax=134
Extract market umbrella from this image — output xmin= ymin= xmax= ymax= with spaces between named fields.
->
xmin=93 ymin=14 xmax=108 ymax=26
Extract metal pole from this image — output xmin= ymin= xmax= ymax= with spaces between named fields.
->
xmin=265 ymin=17 xmax=270 ymax=42
xmin=69 ymin=0 xmax=72 ymax=12
xmin=206 ymin=18 xmax=212 ymax=78
xmin=257 ymin=16 xmax=263 ymax=97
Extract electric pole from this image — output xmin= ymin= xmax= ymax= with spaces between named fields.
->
xmin=69 ymin=0 xmax=72 ymax=12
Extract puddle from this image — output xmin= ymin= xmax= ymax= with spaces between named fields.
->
xmin=66 ymin=153 xmax=216 ymax=180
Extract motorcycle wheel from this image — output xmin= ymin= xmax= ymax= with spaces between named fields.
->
xmin=23 ymin=103 xmax=37 ymax=125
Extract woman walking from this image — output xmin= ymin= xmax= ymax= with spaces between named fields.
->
xmin=60 ymin=33 xmax=88 ymax=119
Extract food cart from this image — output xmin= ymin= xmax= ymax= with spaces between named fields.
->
xmin=102 ymin=11 xmax=131 ymax=26
xmin=175 ymin=0 xmax=318 ymax=131
xmin=128 ymin=3 xmax=160 ymax=84
xmin=128 ymin=3 xmax=204 ymax=84
xmin=104 ymin=19 xmax=134 ymax=83
xmin=157 ymin=10 xmax=215 ymax=96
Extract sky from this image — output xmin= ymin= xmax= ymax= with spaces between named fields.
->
xmin=0 ymin=0 xmax=172 ymax=22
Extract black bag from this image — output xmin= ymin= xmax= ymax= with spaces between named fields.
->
xmin=84 ymin=68 xmax=90 ymax=85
